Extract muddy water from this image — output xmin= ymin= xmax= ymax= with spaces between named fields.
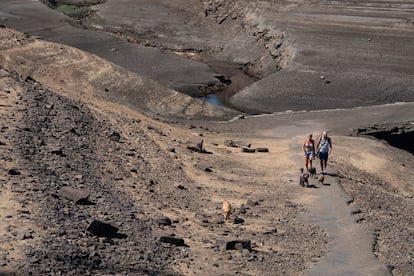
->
xmin=190 ymin=52 xmax=258 ymax=112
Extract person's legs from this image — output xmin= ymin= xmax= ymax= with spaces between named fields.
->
xmin=323 ymin=154 xmax=329 ymax=172
xmin=319 ymin=152 xmax=328 ymax=173
xmin=304 ymin=156 xmax=309 ymax=171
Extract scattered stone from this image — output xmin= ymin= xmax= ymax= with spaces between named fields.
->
xmin=256 ymin=147 xmax=269 ymax=153
xmin=205 ymin=167 xmax=213 ymax=172
xmin=187 ymin=139 xmax=203 ymax=153
xmin=241 ymin=147 xmax=255 ymax=153
xmin=246 ymin=199 xmax=259 ymax=207
xmin=345 ymin=196 xmax=354 ymax=205
xmin=233 ymin=217 xmax=245 ymax=224
xmin=17 ymin=210 xmax=30 ymax=214
xmin=20 ymin=232 xmax=33 ymax=240
xmin=58 ymin=187 xmax=90 ymax=204
xmin=225 ymin=240 xmax=251 ymax=251
xmin=102 ymin=238 xmax=115 ymax=245
xmin=159 ymin=236 xmax=185 ymax=246
xmin=25 ymin=75 xmax=36 ymax=82
xmin=177 ymin=184 xmax=186 ymax=190
xmin=147 ymin=125 xmax=165 ymax=136
xmin=50 ymin=146 xmax=65 ymax=156
xmin=218 ymin=14 xmax=229 ymax=24
xmin=8 ymin=169 xmax=20 ymax=175
xmin=350 ymin=209 xmax=362 ymax=215
xmin=224 ymin=140 xmax=251 ymax=148
xmin=87 ymin=220 xmax=119 ymax=238
xmin=108 ymin=131 xmax=121 ymax=142
xmin=156 ymin=217 xmax=172 ymax=226
xmin=239 ymin=204 xmax=247 ymax=214
xmin=263 ymin=229 xmax=278 ymax=235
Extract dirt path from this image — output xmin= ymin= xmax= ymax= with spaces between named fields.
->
xmin=290 ymin=143 xmax=391 ymax=275
xmin=297 ymin=175 xmax=390 ymax=275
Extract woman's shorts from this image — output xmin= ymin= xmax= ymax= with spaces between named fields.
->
xmin=319 ymin=151 xmax=329 ymax=160
xmin=304 ymin=151 xmax=314 ymax=158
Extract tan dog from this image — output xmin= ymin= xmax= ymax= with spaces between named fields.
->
xmin=222 ymin=200 xmax=231 ymax=221
xmin=318 ymin=174 xmax=325 ymax=185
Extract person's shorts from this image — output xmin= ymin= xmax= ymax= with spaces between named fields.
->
xmin=319 ymin=151 xmax=329 ymax=161
xmin=304 ymin=151 xmax=314 ymax=158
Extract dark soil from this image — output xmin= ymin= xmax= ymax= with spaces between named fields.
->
xmin=2 ymin=72 xmax=181 ymax=275
xmin=353 ymin=122 xmax=414 ymax=155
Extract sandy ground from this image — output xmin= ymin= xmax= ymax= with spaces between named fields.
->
xmin=0 ymin=27 xmax=412 ymax=275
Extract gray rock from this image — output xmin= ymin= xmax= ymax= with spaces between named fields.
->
xmin=108 ymin=131 xmax=121 ymax=142
xmin=246 ymin=199 xmax=259 ymax=207
xmin=87 ymin=220 xmax=119 ymax=238
xmin=233 ymin=217 xmax=245 ymax=224
xmin=225 ymin=240 xmax=251 ymax=251
xmin=50 ymin=146 xmax=65 ymax=156
xmin=187 ymin=139 xmax=203 ymax=153
xmin=8 ymin=169 xmax=21 ymax=175
xmin=241 ymin=147 xmax=255 ymax=153
xmin=256 ymin=147 xmax=269 ymax=152
xmin=224 ymin=140 xmax=251 ymax=148
xmin=20 ymin=232 xmax=33 ymax=240
xmin=58 ymin=187 xmax=90 ymax=204
xmin=159 ymin=236 xmax=185 ymax=246
xmin=156 ymin=217 xmax=172 ymax=226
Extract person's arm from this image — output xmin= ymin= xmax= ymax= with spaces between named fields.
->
xmin=329 ymin=137 xmax=332 ymax=153
xmin=312 ymin=139 xmax=316 ymax=156
xmin=302 ymin=140 xmax=305 ymax=153
xmin=316 ymin=137 xmax=321 ymax=152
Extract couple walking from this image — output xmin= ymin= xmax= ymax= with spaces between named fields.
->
xmin=302 ymin=131 xmax=332 ymax=174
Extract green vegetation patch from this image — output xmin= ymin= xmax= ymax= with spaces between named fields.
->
xmin=55 ymin=4 xmax=89 ymax=18
xmin=41 ymin=0 xmax=106 ymax=19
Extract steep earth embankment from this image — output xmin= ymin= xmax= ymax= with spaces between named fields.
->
xmin=0 ymin=23 xmax=413 ymax=276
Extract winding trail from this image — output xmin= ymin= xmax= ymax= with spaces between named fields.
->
xmin=294 ymin=158 xmax=391 ymax=275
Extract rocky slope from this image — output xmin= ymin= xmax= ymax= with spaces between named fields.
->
xmin=0 ymin=14 xmax=413 ymax=276
xmin=0 ymin=28 xmax=328 ymax=275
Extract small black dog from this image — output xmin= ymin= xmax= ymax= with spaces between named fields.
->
xmin=299 ymin=168 xmax=310 ymax=187
xmin=308 ymin=167 xmax=317 ymax=178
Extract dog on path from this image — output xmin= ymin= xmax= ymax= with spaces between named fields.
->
xmin=299 ymin=168 xmax=310 ymax=187
xmin=309 ymin=167 xmax=317 ymax=178
xmin=317 ymin=174 xmax=325 ymax=185
xmin=222 ymin=200 xmax=232 ymax=221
